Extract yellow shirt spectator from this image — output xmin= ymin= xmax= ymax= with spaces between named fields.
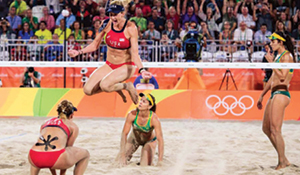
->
xmin=54 ymin=28 xmax=71 ymax=44
xmin=10 ymin=0 xmax=28 ymax=16
xmin=35 ymin=29 xmax=52 ymax=44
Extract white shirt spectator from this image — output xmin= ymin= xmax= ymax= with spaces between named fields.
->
xmin=143 ymin=29 xmax=161 ymax=40
xmin=237 ymin=14 xmax=255 ymax=28
xmin=254 ymin=30 xmax=272 ymax=44
xmin=234 ymin=28 xmax=253 ymax=42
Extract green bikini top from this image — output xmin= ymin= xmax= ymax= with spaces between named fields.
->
xmin=275 ymin=50 xmax=294 ymax=74
xmin=133 ymin=109 xmax=153 ymax=133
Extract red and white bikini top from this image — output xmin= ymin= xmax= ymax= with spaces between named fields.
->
xmin=41 ymin=117 xmax=71 ymax=138
xmin=105 ymin=19 xmax=131 ymax=50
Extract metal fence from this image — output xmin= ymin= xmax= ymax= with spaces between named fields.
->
xmin=1 ymin=39 xmax=300 ymax=63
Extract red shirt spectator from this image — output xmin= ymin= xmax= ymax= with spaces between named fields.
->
xmin=135 ymin=0 xmax=152 ymax=17
xmin=166 ymin=6 xmax=180 ymax=30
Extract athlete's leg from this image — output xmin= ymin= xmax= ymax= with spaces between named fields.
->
xmin=115 ymin=133 xmax=139 ymax=163
xmin=52 ymin=147 xmax=90 ymax=175
xmin=270 ymin=94 xmax=290 ymax=170
xmin=49 ymin=169 xmax=56 ymax=175
xmin=262 ymin=99 xmax=276 ymax=149
xmin=83 ymin=64 xmax=127 ymax=102
xmin=83 ymin=64 xmax=111 ymax=95
xmin=140 ymin=140 xmax=157 ymax=166
xmin=28 ymin=154 xmax=40 ymax=175
xmin=100 ymin=65 xmax=138 ymax=104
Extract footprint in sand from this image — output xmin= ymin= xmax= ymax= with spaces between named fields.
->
xmin=0 ymin=164 xmax=15 ymax=168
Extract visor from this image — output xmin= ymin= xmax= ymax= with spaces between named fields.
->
xmin=107 ymin=4 xmax=125 ymax=14
xmin=139 ymin=93 xmax=154 ymax=106
xmin=72 ymin=107 xmax=78 ymax=112
xmin=267 ymin=33 xmax=286 ymax=42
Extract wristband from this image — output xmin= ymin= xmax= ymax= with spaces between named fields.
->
xmin=138 ymin=68 xmax=146 ymax=74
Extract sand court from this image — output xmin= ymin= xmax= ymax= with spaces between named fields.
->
xmin=0 ymin=117 xmax=300 ymax=175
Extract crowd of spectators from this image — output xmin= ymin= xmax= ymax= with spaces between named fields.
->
xmin=0 ymin=0 xmax=300 ymax=62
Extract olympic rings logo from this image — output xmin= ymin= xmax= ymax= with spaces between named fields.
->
xmin=205 ymin=95 xmax=254 ymax=116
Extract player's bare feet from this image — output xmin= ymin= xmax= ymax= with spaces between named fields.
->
xmin=117 ymin=90 xmax=127 ymax=103
xmin=275 ymin=159 xmax=290 ymax=170
xmin=125 ymin=82 xmax=138 ymax=104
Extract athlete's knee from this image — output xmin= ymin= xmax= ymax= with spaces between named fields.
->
xmin=83 ymin=85 xmax=93 ymax=96
xmin=262 ymin=125 xmax=271 ymax=136
xmin=270 ymin=125 xmax=282 ymax=136
xmin=85 ymin=149 xmax=90 ymax=159
xmin=100 ymin=81 xmax=112 ymax=92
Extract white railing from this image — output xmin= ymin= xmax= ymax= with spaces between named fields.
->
xmin=0 ymin=39 xmax=300 ymax=63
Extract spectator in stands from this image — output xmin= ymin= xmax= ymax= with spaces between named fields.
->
xmin=279 ymin=12 xmax=291 ymax=33
xmin=166 ymin=6 xmax=180 ymax=30
xmin=11 ymin=36 xmax=27 ymax=61
xmin=6 ymin=7 xmax=22 ymax=32
xmin=40 ymin=6 xmax=55 ymax=32
xmin=27 ymin=35 xmax=43 ymax=61
xmin=262 ymin=43 xmax=272 ymax=87
xmin=235 ymin=0 xmax=254 ymax=15
xmin=72 ymin=0 xmax=92 ymax=29
xmin=292 ymin=22 xmax=300 ymax=40
xmin=253 ymin=1 xmax=273 ymax=32
xmin=152 ymin=0 xmax=165 ymax=17
xmin=291 ymin=22 xmax=300 ymax=54
xmin=55 ymin=5 xmax=75 ymax=29
xmin=134 ymin=68 xmax=159 ymax=90
xmin=72 ymin=21 xmax=85 ymax=41
xmin=54 ymin=19 xmax=71 ymax=44
xmin=0 ymin=79 xmax=2 ymax=87
xmin=67 ymin=34 xmax=81 ymax=61
xmin=233 ymin=21 xmax=253 ymax=51
xmin=221 ymin=6 xmax=237 ymax=34
xmin=180 ymin=0 xmax=198 ymax=15
xmin=93 ymin=7 xmax=109 ymax=21
xmin=44 ymin=34 xmax=63 ymax=61
xmin=85 ymin=0 xmax=100 ymax=16
xmin=181 ymin=6 xmax=199 ymax=29
xmin=179 ymin=21 xmax=189 ymax=40
xmin=273 ymin=0 xmax=289 ymax=19
xmin=20 ymin=67 xmax=41 ymax=87
xmin=236 ymin=6 xmax=255 ymax=30
xmin=200 ymin=21 xmax=216 ymax=53
xmin=35 ymin=21 xmax=52 ymax=44
xmin=199 ymin=0 xmax=221 ymax=37
xmin=139 ymin=39 xmax=151 ymax=61
xmin=18 ymin=22 xmax=33 ymax=41
xmin=148 ymin=7 xmax=164 ymax=32
xmin=130 ymin=7 xmax=147 ymax=33
xmin=87 ymin=19 xmax=101 ymax=39
xmin=46 ymin=0 xmax=61 ymax=18
xmin=293 ymin=10 xmax=300 ymax=30
xmin=0 ymin=18 xmax=16 ymax=45
xmin=219 ymin=21 xmax=233 ymax=53
xmin=135 ymin=0 xmax=152 ymax=17
xmin=275 ymin=20 xmax=288 ymax=35
xmin=254 ymin=23 xmax=271 ymax=51
xmin=22 ymin=9 xmax=38 ymax=32
xmin=10 ymin=0 xmax=28 ymax=17
xmin=31 ymin=0 xmax=46 ymax=7
xmin=0 ymin=0 xmax=10 ymax=18
xmin=162 ymin=19 xmax=179 ymax=40
xmin=160 ymin=32 xmax=175 ymax=62
xmin=143 ymin=20 xmax=160 ymax=41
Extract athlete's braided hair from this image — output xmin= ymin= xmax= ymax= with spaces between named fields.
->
xmin=57 ymin=100 xmax=75 ymax=119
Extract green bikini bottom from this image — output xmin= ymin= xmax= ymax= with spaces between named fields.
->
xmin=270 ymin=91 xmax=291 ymax=99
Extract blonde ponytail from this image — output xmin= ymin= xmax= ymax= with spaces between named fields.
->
xmin=57 ymin=100 xmax=75 ymax=119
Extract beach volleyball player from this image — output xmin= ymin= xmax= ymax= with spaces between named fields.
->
xmin=257 ymin=31 xmax=295 ymax=170
xmin=28 ymin=100 xmax=89 ymax=175
xmin=68 ymin=0 xmax=151 ymax=104
xmin=116 ymin=93 xmax=164 ymax=166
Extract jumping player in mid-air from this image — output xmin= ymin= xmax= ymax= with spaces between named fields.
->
xmin=68 ymin=0 xmax=151 ymax=105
